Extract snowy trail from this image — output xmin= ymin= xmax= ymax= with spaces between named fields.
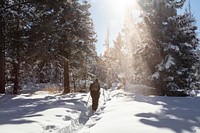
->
xmin=1 ymin=86 xmax=200 ymax=133
xmin=79 ymin=88 xmax=200 ymax=133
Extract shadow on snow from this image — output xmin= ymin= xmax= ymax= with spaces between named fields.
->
xmin=0 ymin=93 xmax=91 ymax=126
xmin=134 ymin=95 xmax=200 ymax=133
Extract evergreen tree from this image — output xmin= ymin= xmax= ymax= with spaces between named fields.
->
xmin=159 ymin=12 xmax=199 ymax=92
xmin=138 ymin=0 xmax=178 ymax=93
xmin=96 ymin=56 xmax=107 ymax=87
xmin=1 ymin=0 xmax=97 ymax=94
xmin=0 ymin=0 xmax=5 ymax=94
xmin=101 ymin=29 xmax=115 ymax=87
xmin=2 ymin=0 xmax=35 ymax=94
xmin=193 ymin=49 xmax=200 ymax=89
xmin=30 ymin=0 xmax=97 ymax=94
xmin=112 ymin=33 xmax=124 ymax=73
xmin=139 ymin=0 xmax=199 ymax=94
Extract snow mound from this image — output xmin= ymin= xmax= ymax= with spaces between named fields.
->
xmin=125 ymin=84 xmax=158 ymax=95
xmin=188 ymin=90 xmax=200 ymax=97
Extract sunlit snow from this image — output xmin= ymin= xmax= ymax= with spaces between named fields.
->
xmin=1 ymin=84 xmax=200 ymax=133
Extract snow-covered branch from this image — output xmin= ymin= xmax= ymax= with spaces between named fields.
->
xmin=0 ymin=1 xmax=32 ymax=13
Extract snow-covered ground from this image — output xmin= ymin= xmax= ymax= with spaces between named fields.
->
xmin=0 ymin=84 xmax=200 ymax=133
xmin=80 ymin=88 xmax=200 ymax=133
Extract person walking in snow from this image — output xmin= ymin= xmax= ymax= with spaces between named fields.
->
xmin=89 ymin=79 xmax=100 ymax=111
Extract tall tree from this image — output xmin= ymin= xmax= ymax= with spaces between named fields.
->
xmin=4 ymin=0 xmax=34 ymax=94
xmin=27 ymin=0 xmax=97 ymax=94
xmin=138 ymin=0 xmax=178 ymax=93
xmin=158 ymin=12 xmax=199 ymax=92
xmin=0 ymin=0 xmax=5 ymax=94
xmin=138 ymin=0 xmax=199 ymax=94
xmin=2 ymin=0 xmax=97 ymax=95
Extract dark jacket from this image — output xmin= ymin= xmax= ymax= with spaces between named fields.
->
xmin=89 ymin=79 xmax=100 ymax=111
xmin=90 ymin=79 xmax=100 ymax=92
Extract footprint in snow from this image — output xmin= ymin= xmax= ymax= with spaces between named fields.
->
xmin=55 ymin=115 xmax=62 ymax=117
xmin=107 ymin=98 xmax=111 ymax=101
xmin=92 ymin=116 xmax=102 ymax=121
xmin=63 ymin=115 xmax=71 ymax=121
xmin=42 ymin=124 xmax=58 ymax=133
xmin=85 ymin=116 xmax=102 ymax=128
xmin=66 ymin=110 xmax=78 ymax=114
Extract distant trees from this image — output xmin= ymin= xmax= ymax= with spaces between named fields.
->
xmin=1 ymin=0 xmax=97 ymax=94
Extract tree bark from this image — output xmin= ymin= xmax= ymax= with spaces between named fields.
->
xmin=0 ymin=3 xmax=6 ymax=94
xmin=63 ymin=61 xmax=70 ymax=94
xmin=72 ymin=73 xmax=76 ymax=92
xmin=12 ymin=33 xmax=20 ymax=94
xmin=12 ymin=5 xmax=21 ymax=94
xmin=13 ymin=62 xmax=20 ymax=94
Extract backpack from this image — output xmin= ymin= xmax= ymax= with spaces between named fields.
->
xmin=90 ymin=81 xmax=100 ymax=91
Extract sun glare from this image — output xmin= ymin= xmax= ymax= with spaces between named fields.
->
xmin=108 ymin=0 xmax=139 ymax=15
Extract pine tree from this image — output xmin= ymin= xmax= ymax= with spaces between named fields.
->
xmin=113 ymin=33 xmax=123 ymax=71
xmin=159 ymin=12 xmax=199 ymax=92
xmin=27 ymin=0 xmax=97 ymax=94
xmin=68 ymin=1 xmax=97 ymax=92
xmin=1 ymin=0 xmax=97 ymax=94
xmin=96 ymin=56 xmax=107 ymax=87
xmin=0 ymin=0 xmax=5 ymax=94
xmin=138 ymin=0 xmax=199 ymax=95
xmin=138 ymin=0 xmax=178 ymax=93
xmin=2 ymin=0 xmax=36 ymax=94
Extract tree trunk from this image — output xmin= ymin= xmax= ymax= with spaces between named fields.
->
xmin=13 ymin=7 xmax=21 ymax=94
xmin=13 ymin=62 xmax=20 ymax=94
xmin=0 ymin=41 xmax=5 ymax=94
xmin=13 ymin=33 xmax=21 ymax=94
xmin=0 ymin=5 xmax=5 ymax=94
xmin=72 ymin=73 xmax=76 ymax=92
xmin=63 ymin=61 xmax=70 ymax=94
xmin=84 ymin=58 xmax=87 ymax=92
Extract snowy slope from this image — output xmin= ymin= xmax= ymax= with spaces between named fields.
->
xmin=0 ymin=85 xmax=200 ymax=133
xmin=80 ymin=88 xmax=200 ymax=133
